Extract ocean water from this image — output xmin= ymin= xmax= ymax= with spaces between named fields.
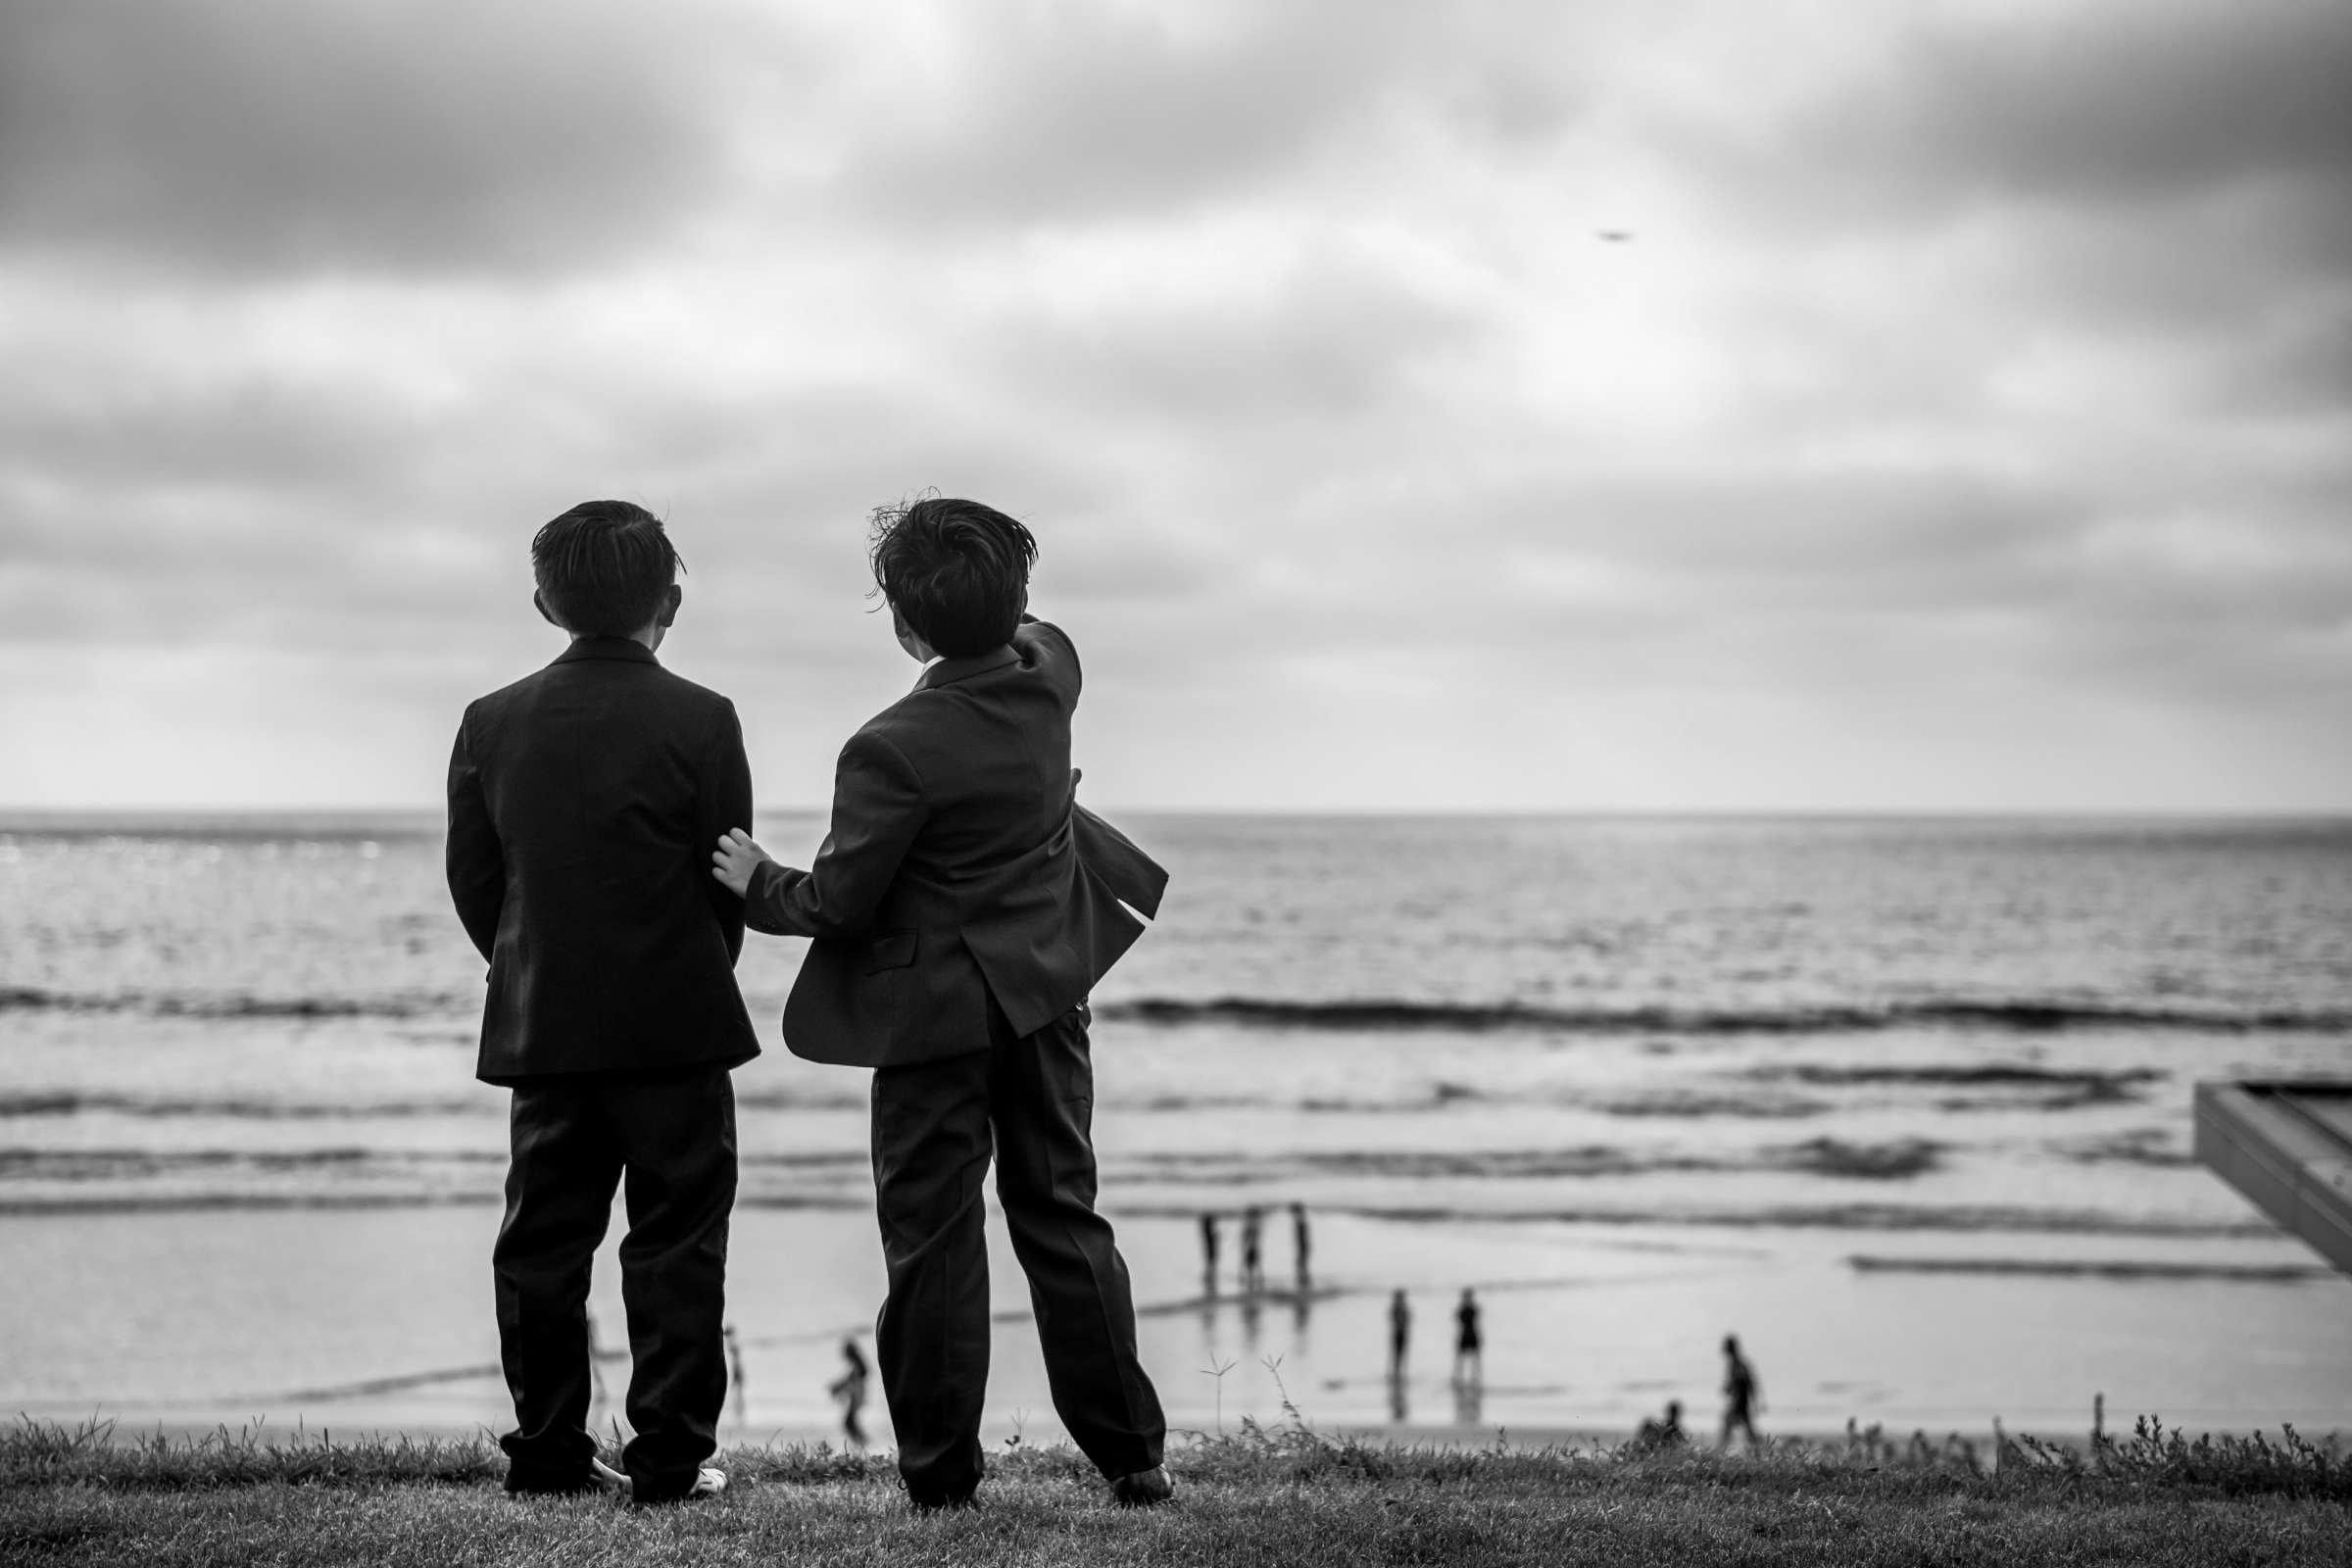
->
xmin=3 ymin=812 xmax=2348 ymax=1439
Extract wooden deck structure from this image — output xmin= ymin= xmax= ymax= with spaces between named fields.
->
xmin=2193 ymin=1081 xmax=2352 ymax=1277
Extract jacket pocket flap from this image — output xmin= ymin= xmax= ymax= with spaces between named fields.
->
xmin=863 ymin=929 xmax=917 ymax=972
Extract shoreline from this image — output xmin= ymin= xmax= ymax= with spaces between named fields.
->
xmin=6 ymin=1205 xmax=2346 ymax=1446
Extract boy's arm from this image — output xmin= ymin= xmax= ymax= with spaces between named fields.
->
xmin=1013 ymin=613 xmax=1081 ymax=705
xmin=718 ymin=729 xmax=928 ymax=941
xmin=695 ymin=701 xmax=754 ymax=964
xmin=444 ymin=712 xmax=503 ymax=963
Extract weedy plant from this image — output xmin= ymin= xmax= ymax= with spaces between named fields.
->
xmin=3 ymin=1401 xmax=2344 ymax=1502
xmin=0 ymin=1416 xmax=503 ymax=1491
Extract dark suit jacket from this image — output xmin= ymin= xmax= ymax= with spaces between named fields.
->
xmin=447 ymin=637 xmax=761 ymax=1084
xmin=744 ymin=617 xmax=1167 ymax=1068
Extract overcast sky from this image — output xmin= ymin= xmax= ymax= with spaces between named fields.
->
xmin=2 ymin=0 xmax=2345 ymax=812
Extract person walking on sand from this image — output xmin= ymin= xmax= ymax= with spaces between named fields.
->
xmin=711 ymin=498 xmax=1173 ymax=1512
xmin=446 ymin=501 xmax=754 ymax=1504
xmin=1200 ymin=1211 xmax=1221 ymax=1294
xmin=1452 ymin=1289 xmax=1484 ymax=1389
xmin=1290 ymin=1201 xmax=1311 ymax=1292
xmin=1720 ymin=1335 xmax=1763 ymax=1451
xmin=1241 ymin=1205 xmax=1265 ymax=1295
xmin=1388 ymin=1290 xmax=1411 ymax=1381
xmin=830 ymin=1338 xmax=870 ymax=1449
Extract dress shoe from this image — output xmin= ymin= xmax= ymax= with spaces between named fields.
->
xmin=1109 ymin=1466 xmax=1175 ymax=1507
xmin=506 ymin=1459 xmax=612 ymax=1498
xmin=622 ymin=1465 xmax=729 ymax=1504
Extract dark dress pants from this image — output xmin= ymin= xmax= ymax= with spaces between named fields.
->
xmin=493 ymin=1064 xmax=736 ymax=1500
xmin=870 ymin=1002 xmax=1165 ymax=1504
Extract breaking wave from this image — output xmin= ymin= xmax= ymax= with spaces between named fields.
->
xmin=1846 ymin=1255 xmax=2334 ymax=1282
xmin=1095 ymin=996 xmax=2351 ymax=1035
xmin=1749 ymin=1063 xmax=2164 ymax=1107
xmin=1336 ymin=1204 xmax=2278 ymax=1238
xmin=0 ymin=1087 xmax=869 ymax=1119
xmin=0 ymin=1092 xmax=484 ymax=1120
xmin=8 ymin=986 xmax=2342 ymax=1037
xmin=0 ymin=986 xmax=465 ymax=1021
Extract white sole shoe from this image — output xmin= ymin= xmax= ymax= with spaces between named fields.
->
xmin=595 ymin=1460 xmax=728 ymax=1503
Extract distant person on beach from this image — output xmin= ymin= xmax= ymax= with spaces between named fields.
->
xmin=446 ymin=500 xmax=755 ymax=1503
xmin=1635 ymin=1399 xmax=1687 ymax=1450
xmin=1241 ymin=1205 xmax=1265 ymax=1294
xmin=710 ymin=497 xmax=1173 ymax=1512
xmin=723 ymin=1323 xmax=748 ymax=1428
xmin=1291 ymin=1201 xmax=1311 ymax=1290
xmin=830 ymin=1338 xmax=870 ymax=1449
xmin=1721 ymin=1335 xmax=1762 ymax=1451
xmin=1453 ymin=1289 xmax=1484 ymax=1388
xmin=1389 ymin=1290 xmax=1411 ymax=1380
xmin=1200 ymin=1211 xmax=1220 ymax=1293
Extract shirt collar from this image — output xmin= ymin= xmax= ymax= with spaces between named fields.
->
xmin=918 ymin=645 xmax=1019 ymax=691
xmin=553 ymin=637 xmax=659 ymax=666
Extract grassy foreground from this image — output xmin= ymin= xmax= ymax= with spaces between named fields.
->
xmin=4 ymin=1416 xmax=2347 ymax=1566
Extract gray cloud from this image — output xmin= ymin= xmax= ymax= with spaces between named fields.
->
xmin=2197 ymin=303 xmax=2352 ymax=416
xmin=1 ymin=0 xmax=2346 ymax=809
xmin=1622 ymin=0 xmax=2352 ymax=416
xmin=832 ymin=12 xmax=1352 ymax=221
xmin=821 ymin=0 xmax=1598 ymax=226
xmin=958 ymin=245 xmax=1487 ymax=430
xmin=0 ymin=372 xmax=418 ymax=500
xmin=1668 ymin=0 xmax=2352 ymax=221
xmin=1860 ymin=0 xmax=2352 ymax=210
xmin=0 ymin=0 xmax=762 ymax=275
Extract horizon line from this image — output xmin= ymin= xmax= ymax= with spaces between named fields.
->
xmin=3 ymin=804 xmax=2348 ymax=824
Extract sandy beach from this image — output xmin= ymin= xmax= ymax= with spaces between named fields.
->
xmin=7 ymin=1201 xmax=2345 ymax=1450
xmin=6 ymin=813 xmax=2350 ymax=1462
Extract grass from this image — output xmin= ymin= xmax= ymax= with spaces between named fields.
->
xmin=3 ymin=1412 xmax=2347 ymax=1566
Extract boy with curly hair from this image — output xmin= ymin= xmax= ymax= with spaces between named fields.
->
xmin=713 ymin=497 xmax=1171 ymax=1511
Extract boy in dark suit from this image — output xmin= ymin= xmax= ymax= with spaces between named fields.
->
xmin=447 ymin=500 xmax=759 ymax=1503
xmin=710 ymin=497 xmax=1171 ymax=1510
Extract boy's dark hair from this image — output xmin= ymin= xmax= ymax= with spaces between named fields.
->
xmin=531 ymin=500 xmax=684 ymax=637
xmin=868 ymin=497 xmax=1037 ymax=657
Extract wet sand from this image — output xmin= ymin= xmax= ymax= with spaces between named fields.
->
xmin=5 ymin=1202 xmax=2346 ymax=1452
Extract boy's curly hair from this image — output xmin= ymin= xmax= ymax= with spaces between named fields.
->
xmin=868 ymin=496 xmax=1037 ymax=657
